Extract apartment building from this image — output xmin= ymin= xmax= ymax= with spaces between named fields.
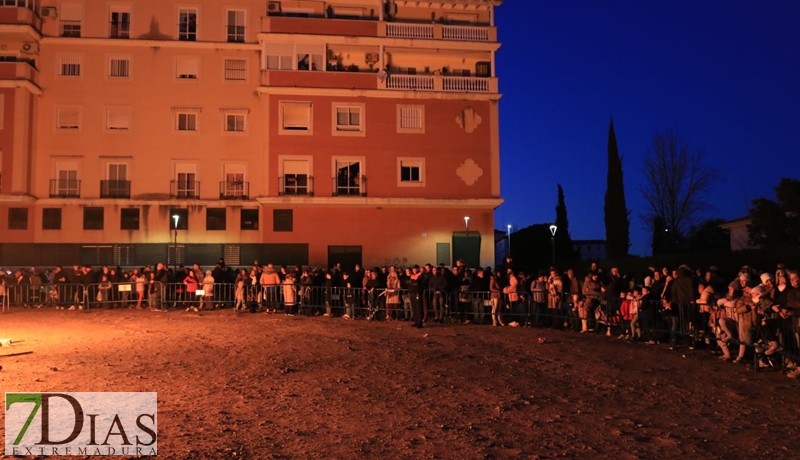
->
xmin=0 ymin=0 xmax=502 ymax=270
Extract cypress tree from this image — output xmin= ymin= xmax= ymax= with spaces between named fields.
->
xmin=554 ymin=184 xmax=574 ymax=262
xmin=604 ymin=117 xmax=630 ymax=258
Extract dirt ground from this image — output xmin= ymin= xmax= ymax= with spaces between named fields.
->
xmin=1 ymin=308 xmax=800 ymax=459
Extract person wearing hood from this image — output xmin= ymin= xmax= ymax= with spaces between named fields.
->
xmin=733 ymin=281 xmax=760 ymax=364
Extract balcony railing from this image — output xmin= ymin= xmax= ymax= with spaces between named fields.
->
xmin=100 ymin=180 xmax=131 ymax=198
xmin=385 ymin=74 xmax=493 ymax=93
xmin=219 ymin=181 xmax=249 ymax=200
xmin=170 ymin=180 xmax=200 ymax=199
xmin=278 ymin=176 xmax=314 ymax=197
xmin=442 ymin=25 xmax=490 ymax=42
xmin=49 ymin=179 xmax=81 ymax=198
xmin=332 ymin=176 xmax=367 ymax=197
xmin=383 ymin=22 xmax=494 ymax=42
xmin=386 ymin=74 xmax=434 ymax=91
xmin=385 ymin=23 xmax=433 ymax=39
xmin=109 ymin=20 xmax=130 ymax=38
xmin=59 ymin=20 xmax=81 ymax=37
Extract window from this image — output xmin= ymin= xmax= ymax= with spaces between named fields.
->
xmin=206 ymin=208 xmax=226 ymax=231
xmin=279 ymin=101 xmax=312 ymax=133
xmin=334 ymin=106 xmax=362 ymax=133
xmin=273 ymin=209 xmax=293 ymax=232
xmin=226 ymin=10 xmax=245 ymax=43
xmin=110 ymin=11 xmax=131 ymax=38
xmin=334 ymin=160 xmax=363 ymax=196
xmin=54 ymin=167 xmax=79 ymax=197
xmin=265 ymin=54 xmax=292 ymax=70
xmin=397 ymin=105 xmax=424 ymax=133
xmin=56 ymin=106 xmax=80 ymax=130
xmin=109 ymin=58 xmax=130 ymax=77
xmin=58 ymin=55 xmax=81 ymax=77
xmin=83 ymin=207 xmax=104 ymax=230
xmin=224 ymin=59 xmax=247 ymax=80
xmin=8 ymin=207 xmax=27 ymax=230
xmin=103 ymin=163 xmax=129 ymax=198
xmin=176 ymin=56 xmax=199 ymax=79
xmin=222 ymin=164 xmax=247 ymax=199
xmin=178 ymin=8 xmax=197 ymax=41
xmin=241 ymin=209 xmax=258 ymax=230
xmin=59 ymin=3 xmax=82 ymax=37
xmin=398 ymin=158 xmax=425 ymax=186
xmin=120 ymin=208 xmax=139 ymax=230
xmin=169 ymin=208 xmax=189 ymax=230
xmin=106 ymin=107 xmax=131 ymax=131
xmin=225 ymin=113 xmax=246 ymax=132
xmin=43 ymin=208 xmax=62 ymax=230
xmin=280 ymin=158 xmax=311 ymax=196
xmin=173 ymin=164 xmax=198 ymax=198
xmin=176 ymin=112 xmax=198 ymax=131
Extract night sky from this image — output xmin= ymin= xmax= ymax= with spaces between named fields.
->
xmin=494 ymin=1 xmax=800 ymax=255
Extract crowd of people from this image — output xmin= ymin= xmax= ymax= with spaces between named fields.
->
xmin=1 ymin=256 xmax=799 ymax=378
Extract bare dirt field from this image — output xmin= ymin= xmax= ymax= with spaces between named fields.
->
xmin=2 ymin=308 xmax=800 ymax=459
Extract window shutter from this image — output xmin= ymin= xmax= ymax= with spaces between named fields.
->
xmin=282 ymin=103 xmax=310 ymax=129
xmin=58 ymin=108 xmax=80 ymax=129
xmin=177 ymin=57 xmax=199 ymax=78
xmin=107 ymin=109 xmax=130 ymax=130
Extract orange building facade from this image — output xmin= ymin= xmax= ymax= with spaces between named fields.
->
xmin=0 ymin=0 xmax=502 ymax=269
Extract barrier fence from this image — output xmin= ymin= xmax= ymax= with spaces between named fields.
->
xmin=1 ymin=282 xmax=798 ymax=369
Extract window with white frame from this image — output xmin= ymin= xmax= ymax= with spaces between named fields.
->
xmin=398 ymin=158 xmax=425 ymax=186
xmin=223 ymin=164 xmax=246 ymax=198
xmin=56 ymin=106 xmax=80 ymax=130
xmin=334 ymin=106 xmax=362 ymax=133
xmin=106 ymin=107 xmax=131 ymax=131
xmin=56 ymin=165 xmax=80 ymax=196
xmin=174 ymin=164 xmax=198 ymax=198
xmin=58 ymin=54 xmax=82 ymax=77
xmin=173 ymin=108 xmax=200 ymax=131
xmin=109 ymin=58 xmax=130 ymax=78
xmin=279 ymin=101 xmax=312 ymax=134
xmin=265 ymin=43 xmax=294 ymax=70
xmin=222 ymin=110 xmax=247 ymax=133
xmin=397 ymin=105 xmax=424 ymax=133
xmin=226 ymin=10 xmax=245 ymax=43
xmin=176 ymin=56 xmax=199 ymax=79
xmin=178 ymin=8 xmax=198 ymax=41
xmin=224 ymin=59 xmax=247 ymax=80
xmin=110 ymin=10 xmax=131 ymax=38
xmin=296 ymin=45 xmax=323 ymax=71
xmin=334 ymin=159 xmax=363 ymax=196
xmin=280 ymin=158 xmax=311 ymax=196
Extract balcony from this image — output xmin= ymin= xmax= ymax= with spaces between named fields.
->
xmin=261 ymin=69 xmax=378 ymax=90
xmin=278 ymin=176 xmax=314 ymax=197
xmin=219 ymin=181 xmax=249 ymax=200
xmin=59 ymin=20 xmax=81 ymax=37
xmin=109 ymin=20 xmax=130 ymax=38
xmin=332 ymin=176 xmax=367 ymax=197
xmin=383 ymin=22 xmax=495 ymax=42
xmin=261 ymin=16 xmax=378 ymax=37
xmin=49 ymin=179 xmax=80 ymax=198
xmin=100 ymin=180 xmax=131 ymax=199
xmin=0 ymin=5 xmax=42 ymax=38
xmin=170 ymin=180 xmax=200 ymax=199
xmin=0 ymin=60 xmax=37 ymax=80
xmin=385 ymin=74 xmax=496 ymax=93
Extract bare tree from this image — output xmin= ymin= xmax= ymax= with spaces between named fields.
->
xmin=639 ymin=129 xmax=720 ymax=246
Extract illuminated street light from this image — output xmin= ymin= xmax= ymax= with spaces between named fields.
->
xmin=549 ymin=224 xmax=558 ymax=266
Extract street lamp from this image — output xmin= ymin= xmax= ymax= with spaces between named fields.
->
xmin=549 ymin=224 xmax=558 ymax=266
xmin=506 ymin=224 xmax=512 ymax=257
xmin=172 ymin=214 xmax=180 ymax=271
xmin=464 ymin=216 xmax=470 ymax=267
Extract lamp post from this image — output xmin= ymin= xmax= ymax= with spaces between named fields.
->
xmin=506 ymin=224 xmax=512 ymax=257
xmin=549 ymin=224 xmax=558 ymax=266
xmin=464 ymin=216 xmax=470 ymax=266
xmin=172 ymin=214 xmax=180 ymax=271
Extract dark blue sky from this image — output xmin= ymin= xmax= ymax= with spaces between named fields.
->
xmin=495 ymin=1 xmax=800 ymax=255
